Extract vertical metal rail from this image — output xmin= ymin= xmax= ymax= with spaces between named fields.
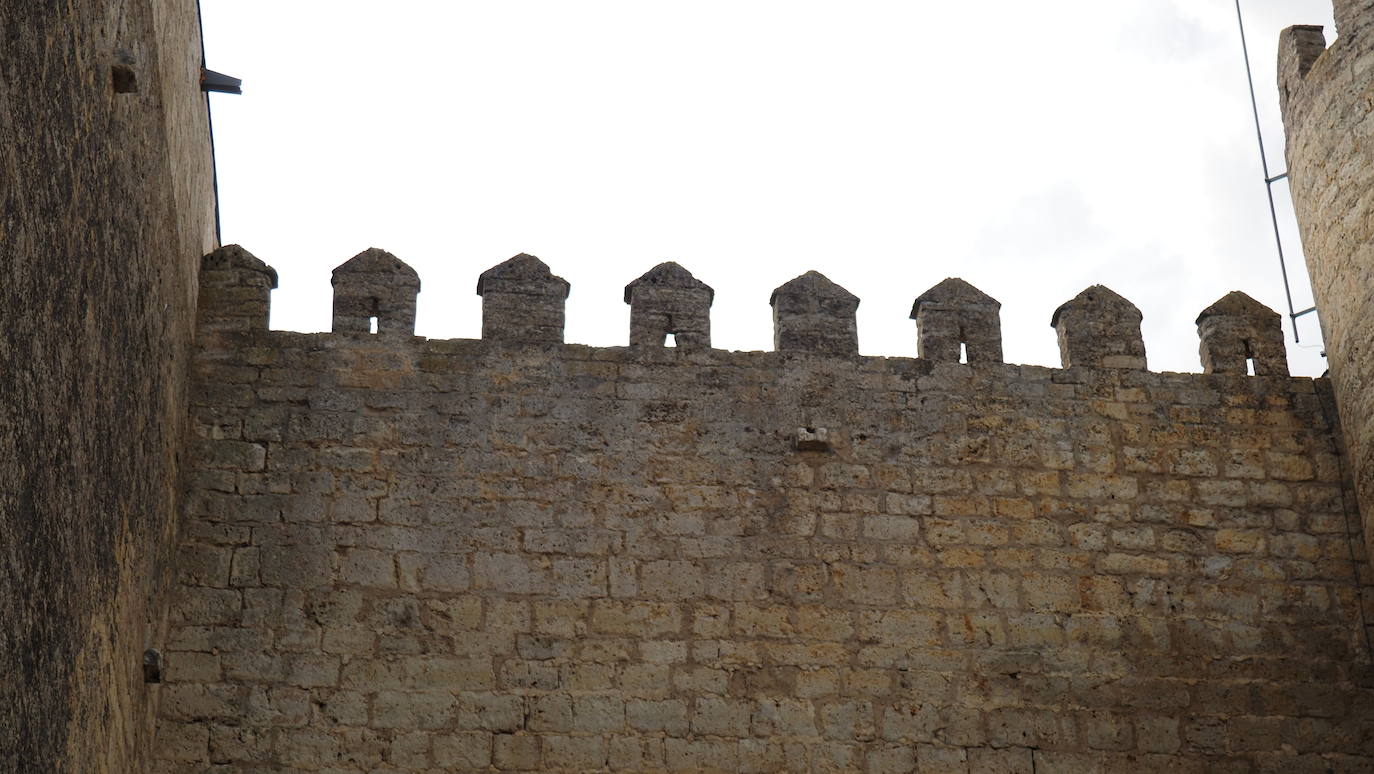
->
xmin=1234 ymin=0 xmax=1316 ymax=343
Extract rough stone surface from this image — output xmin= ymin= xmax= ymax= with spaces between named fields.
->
xmin=11 ymin=3 xmax=1374 ymax=772
xmin=152 ymin=261 xmax=1374 ymax=771
xmin=0 ymin=1 xmax=217 ymax=771
xmin=624 ymin=263 xmax=714 ymax=349
xmin=200 ymin=245 xmax=278 ymax=335
xmin=1052 ymin=286 xmax=1147 ymax=370
xmin=331 ymin=248 xmax=421 ymax=336
xmin=911 ymin=278 xmax=1002 ymax=364
xmin=1334 ymin=0 xmax=1374 ymax=39
xmin=771 ymin=271 xmax=860 ymax=356
xmin=476 ymin=254 xmax=570 ymax=344
xmin=1196 ymin=292 xmax=1288 ymax=377
xmin=1279 ymin=4 xmax=1374 ymax=561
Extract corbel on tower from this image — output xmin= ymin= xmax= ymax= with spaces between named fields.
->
xmin=197 ymin=244 xmax=277 ymax=334
xmin=769 ymin=271 xmax=860 ymax=356
xmin=330 ymin=248 xmax=420 ymax=335
xmin=1051 ymin=285 xmax=1147 ymax=370
xmin=1196 ymin=291 xmax=1288 ymax=376
xmin=623 ymin=262 xmax=714 ymax=349
xmin=910 ymin=277 xmax=1002 ymax=363
xmin=476 ymin=253 xmax=570 ymax=344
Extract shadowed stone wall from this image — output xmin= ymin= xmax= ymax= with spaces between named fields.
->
xmin=1279 ymin=4 xmax=1374 ymax=566
xmin=152 ymin=252 xmax=1374 ymax=773
xmin=0 ymin=1 xmax=216 ymax=771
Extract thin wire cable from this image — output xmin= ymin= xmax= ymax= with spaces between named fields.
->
xmin=1234 ymin=0 xmax=1304 ymax=343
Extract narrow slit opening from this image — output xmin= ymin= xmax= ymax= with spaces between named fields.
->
xmin=369 ymin=316 xmax=378 ymax=334
xmin=959 ymin=342 xmax=968 ymax=364
xmin=665 ymin=333 xmax=677 ymax=348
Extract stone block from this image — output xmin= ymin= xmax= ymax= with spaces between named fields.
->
xmin=770 ymin=270 xmax=860 ymax=355
xmin=477 ymin=253 xmax=570 ymax=343
xmin=493 ymin=733 xmax=541 ymax=770
xmin=543 ymin=734 xmax=608 ymax=769
xmin=388 ymin=730 xmax=430 ymax=768
xmin=1196 ymin=292 xmax=1288 ymax=376
xmin=330 ymin=248 xmax=420 ymax=335
xmin=627 ymin=698 xmax=689 ymax=735
xmin=199 ymin=245 xmax=278 ymax=333
xmin=625 ymin=262 xmax=714 ymax=348
xmin=152 ymin=722 xmax=209 ymax=762
xmin=572 ymin=694 xmax=625 ymax=733
xmin=821 ymin=699 xmax=876 ymax=741
xmin=664 ymin=737 xmax=739 ymax=772
xmin=1051 ymin=285 xmax=1146 ymax=369
xmin=372 ymin=690 xmax=455 ymax=730
xmin=912 ymin=278 xmax=1003 ymax=363
xmin=967 ymin=747 xmax=1033 ymax=774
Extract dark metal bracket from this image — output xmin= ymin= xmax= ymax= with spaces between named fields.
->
xmin=201 ymin=68 xmax=242 ymax=95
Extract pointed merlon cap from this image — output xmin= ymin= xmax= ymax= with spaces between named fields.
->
xmin=623 ymin=262 xmax=714 ymax=304
xmin=332 ymin=247 xmax=420 ymax=287
xmin=911 ymin=277 xmax=1000 ymax=315
xmin=330 ymin=248 xmax=420 ymax=335
xmin=198 ymin=244 xmax=277 ymax=333
xmin=1195 ymin=291 xmax=1288 ymax=376
xmin=1051 ymin=284 xmax=1146 ymax=369
xmin=770 ymin=271 xmax=859 ymax=309
xmin=770 ymin=271 xmax=860 ymax=356
xmin=910 ymin=278 xmax=1003 ymax=364
xmin=1195 ymin=290 xmax=1282 ymax=325
xmin=202 ymin=243 xmax=278 ymax=287
xmin=476 ymin=253 xmax=570 ymax=344
xmin=624 ymin=262 xmax=714 ymax=348
xmin=476 ymin=253 xmax=570 ymax=298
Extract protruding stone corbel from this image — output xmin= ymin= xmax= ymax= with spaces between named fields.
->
xmin=197 ymin=244 xmax=277 ymax=334
xmin=331 ymin=248 xmax=420 ymax=335
xmin=794 ymin=426 xmax=831 ymax=452
xmin=911 ymin=277 xmax=1002 ymax=363
xmin=1196 ymin=291 xmax=1288 ymax=376
xmin=476 ymin=253 xmax=570 ymax=344
xmin=1051 ymin=285 xmax=1146 ymax=370
xmin=624 ymin=262 xmax=714 ymax=348
xmin=770 ymin=271 xmax=859 ymax=356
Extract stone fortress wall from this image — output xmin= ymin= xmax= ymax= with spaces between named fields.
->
xmin=150 ymin=246 xmax=1374 ymax=773
xmin=0 ymin=2 xmax=217 ymax=772
xmin=4 ymin=1 xmax=1373 ymax=772
xmin=1279 ymin=0 xmax=1374 ymax=570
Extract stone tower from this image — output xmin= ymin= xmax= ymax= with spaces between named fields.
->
xmin=1279 ymin=0 xmax=1374 ymax=554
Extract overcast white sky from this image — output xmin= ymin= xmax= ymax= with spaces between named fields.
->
xmin=200 ymin=0 xmax=1336 ymax=376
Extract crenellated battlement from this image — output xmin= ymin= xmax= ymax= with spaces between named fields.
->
xmin=20 ymin=0 xmax=1374 ymax=770
xmin=200 ymin=245 xmax=1299 ymax=377
xmin=162 ymin=241 xmax=1373 ymax=774
xmin=331 ymin=248 xmax=420 ymax=336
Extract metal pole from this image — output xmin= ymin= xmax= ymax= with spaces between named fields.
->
xmin=1234 ymin=0 xmax=1305 ymax=343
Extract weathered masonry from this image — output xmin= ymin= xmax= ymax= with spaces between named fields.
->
xmin=0 ymin=2 xmax=216 ymax=772
xmin=1279 ymin=0 xmax=1374 ymax=567
xmin=150 ymin=246 xmax=1374 ymax=773
xmin=7 ymin=1 xmax=1374 ymax=772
